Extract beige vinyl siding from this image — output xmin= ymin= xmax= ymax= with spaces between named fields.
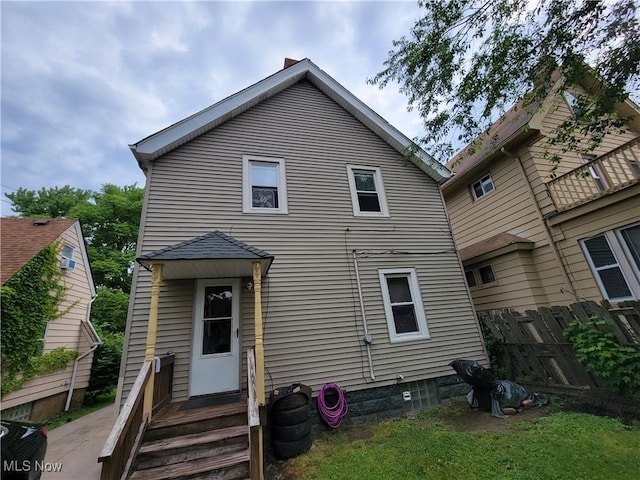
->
xmin=466 ymin=249 xmax=546 ymax=312
xmin=551 ymin=190 xmax=640 ymax=302
xmin=121 ymin=80 xmax=485 ymax=404
xmin=2 ymin=225 xmax=95 ymax=408
xmin=445 ymin=150 xmax=547 ymax=251
xmin=1 ymin=367 xmax=75 ymax=409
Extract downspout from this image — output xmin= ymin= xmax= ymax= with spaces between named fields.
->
xmin=65 ymin=294 xmax=101 ymax=412
xmin=352 ymin=250 xmax=375 ymax=380
xmin=501 ymin=147 xmax=576 ymax=296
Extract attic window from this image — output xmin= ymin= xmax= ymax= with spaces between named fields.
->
xmin=61 ymin=244 xmax=76 ymax=271
xmin=242 ymin=155 xmax=288 ymax=214
xmin=563 ymin=91 xmax=583 ymax=117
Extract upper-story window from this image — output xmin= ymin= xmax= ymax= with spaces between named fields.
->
xmin=60 ymin=244 xmax=76 ymax=271
xmin=583 ymin=156 xmax=607 ymax=192
xmin=346 ymin=165 xmax=389 ymax=217
xmin=471 ymin=173 xmax=495 ymax=200
xmin=563 ymin=90 xmax=583 ymax=117
xmin=243 ymin=155 xmax=288 ymax=214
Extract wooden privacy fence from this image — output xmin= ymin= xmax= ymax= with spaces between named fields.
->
xmin=480 ymin=301 xmax=640 ymax=393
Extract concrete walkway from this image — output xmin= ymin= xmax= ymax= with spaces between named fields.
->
xmin=42 ymin=404 xmax=116 ymax=480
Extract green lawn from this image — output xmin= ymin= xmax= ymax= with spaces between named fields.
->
xmin=286 ymin=400 xmax=640 ymax=480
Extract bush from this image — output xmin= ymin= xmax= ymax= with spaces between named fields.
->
xmin=563 ymin=318 xmax=640 ymax=397
xmin=85 ymin=328 xmax=123 ymax=403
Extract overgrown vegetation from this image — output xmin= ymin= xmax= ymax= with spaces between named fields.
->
xmin=370 ymin=0 xmax=640 ymax=163
xmin=85 ymin=328 xmax=124 ymax=403
xmin=5 ymin=183 xmax=143 ymax=401
xmin=1 ymin=243 xmax=77 ymax=397
xmin=286 ymin=401 xmax=640 ymax=479
xmin=563 ymin=318 xmax=640 ymax=397
xmin=478 ymin=319 xmax=512 ymax=380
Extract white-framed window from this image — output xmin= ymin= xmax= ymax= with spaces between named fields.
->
xmin=242 ymin=155 xmax=288 ymax=214
xmin=378 ymin=268 xmax=429 ymax=343
xmin=346 ymin=165 xmax=389 ymax=217
xmin=471 ymin=173 xmax=494 ymax=200
xmin=581 ymin=224 xmax=640 ymax=301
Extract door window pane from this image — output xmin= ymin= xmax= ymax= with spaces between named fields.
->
xmin=204 ymin=286 xmax=232 ymax=318
xmin=202 ymin=318 xmax=231 ymax=354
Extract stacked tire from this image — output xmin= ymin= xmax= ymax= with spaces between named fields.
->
xmin=271 ymin=392 xmax=312 ymax=459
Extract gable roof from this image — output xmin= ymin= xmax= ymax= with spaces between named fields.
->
xmin=129 ymin=58 xmax=450 ymax=183
xmin=1 ymin=218 xmax=77 ymax=284
xmin=137 ymin=230 xmax=274 ymax=280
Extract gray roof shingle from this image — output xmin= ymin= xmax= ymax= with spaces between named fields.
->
xmin=138 ymin=230 xmax=273 ymax=261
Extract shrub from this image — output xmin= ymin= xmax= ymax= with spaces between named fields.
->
xmin=563 ymin=318 xmax=640 ymax=396
xmin=85 ymin=328 xmax=123 ymax=403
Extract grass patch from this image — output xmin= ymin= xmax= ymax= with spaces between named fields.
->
xmin=45 ymin=389 xmax=115 ymax=430
xmin=286 ymin=402 xmax=640 ymax=480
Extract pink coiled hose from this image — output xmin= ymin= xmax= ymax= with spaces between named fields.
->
xmin=318 ymin=383 xmax=348 ymax=428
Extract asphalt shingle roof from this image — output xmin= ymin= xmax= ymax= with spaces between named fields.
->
xmin=458 ymin=232 xmax=533 ymax=263
xmin=1 ymin=218 xmax=77 ymax=284
xmin=138 ymin=230 xmax=273 ymax=261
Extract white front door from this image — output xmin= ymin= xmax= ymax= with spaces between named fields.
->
xmin=190 ymin=278 xmax=241 ymax=396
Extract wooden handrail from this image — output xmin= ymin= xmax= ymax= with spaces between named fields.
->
xmin=98 ymin=361 xmax=152 ymax=480
xmin=100 ymin=361 xmax=151 ymax=461
xmin=546 ymin=137 xmax=640 ymax=211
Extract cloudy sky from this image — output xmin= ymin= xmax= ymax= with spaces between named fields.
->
xmin=1 ymin=0 xmax=433 ymax=216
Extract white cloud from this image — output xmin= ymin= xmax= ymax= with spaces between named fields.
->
xmin=1 ymin=0 xmax=426 ymax=215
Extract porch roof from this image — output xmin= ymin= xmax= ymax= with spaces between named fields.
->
xmin=137 ymin=231 xmax=274 ymax=280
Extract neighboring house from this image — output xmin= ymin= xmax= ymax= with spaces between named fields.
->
xmin=442 ymin=80 xmax=640 ymax=314
xmin=1 ymin=218 xmax=100 ymax=421
xmin=118 ymin=58 xmax=487 ymax=416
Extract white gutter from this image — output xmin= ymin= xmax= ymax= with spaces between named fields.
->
xmin=65 ymin=295 xmax=102 ymax=412
xmin=352 ymin=250 xmax=375 ymax=380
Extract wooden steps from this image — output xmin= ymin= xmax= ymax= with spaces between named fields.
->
xmin=130 ymin=399 xmax=250 ymax=480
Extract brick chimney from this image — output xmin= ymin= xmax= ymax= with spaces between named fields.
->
xmin=283 ymin=58 xmax=300 ymax=69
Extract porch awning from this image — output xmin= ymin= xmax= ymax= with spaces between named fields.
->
xmin=137 ymin=230 xmax=274 ymax=280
